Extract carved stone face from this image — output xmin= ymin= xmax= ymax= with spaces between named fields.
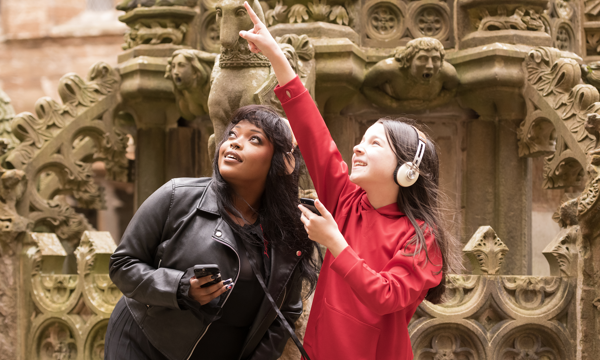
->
xmin=171 ymin=54 xmax=197 ymax=91
xmin=409 ymin=49 xmax=442 ymax=83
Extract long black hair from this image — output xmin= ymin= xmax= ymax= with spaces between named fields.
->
xmin=378 ymin=118 xmax=462 ymax=304
xmin=212 ymin=104 xmax=320 ymax=296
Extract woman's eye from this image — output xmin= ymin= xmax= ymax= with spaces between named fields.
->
xmin=373 ymin=141 xmax=380 ymax=146
xmin=250 ymin=136 xmax=262 ymax=143
xmin=228 ymin=131 xmax=236 ymax=138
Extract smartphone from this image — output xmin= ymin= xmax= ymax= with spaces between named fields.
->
xmin=300 ymin=198 xmax=321 ymax=216
xmin=194 ymin=264 xmax=221 ymax=288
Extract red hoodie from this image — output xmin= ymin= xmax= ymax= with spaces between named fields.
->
xmin=275 ymin=76 xmax=443 ymax=360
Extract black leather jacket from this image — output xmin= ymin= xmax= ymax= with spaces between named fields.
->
xmin=109 ymin=178 xmax=304 ymax=360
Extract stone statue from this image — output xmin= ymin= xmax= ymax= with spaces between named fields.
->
xmin=207 ymin=0 xmax=272 ymax=150
xmin=361 ymin=37 xmax=459 ymax=112
xmin=165 ymin=49 xmax=217 ymax=120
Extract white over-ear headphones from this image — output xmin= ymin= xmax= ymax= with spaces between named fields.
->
xmin=393 ymin=126 xmax=427 ymax=187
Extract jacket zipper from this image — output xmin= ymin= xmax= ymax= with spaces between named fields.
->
xmin=185 ymin=237 xmax=241 ymax=360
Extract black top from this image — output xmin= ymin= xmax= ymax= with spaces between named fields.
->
xmin=189 ymin=223 xmax=270 ymax=359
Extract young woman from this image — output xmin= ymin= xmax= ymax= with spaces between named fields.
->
xmin=239 ymin=4 xmax=462 ymax=359
xmin=105 ymin=105 xmax=320 ymax=360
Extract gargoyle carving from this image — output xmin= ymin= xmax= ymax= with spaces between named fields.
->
xmin=361 ymin=37 xmax=459 ymax=112
xmin=165 ymin=49 xmax=217 ymax=120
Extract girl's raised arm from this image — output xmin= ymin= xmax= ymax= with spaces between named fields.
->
xmin=239 ymin=2 xmax=295 ymax=86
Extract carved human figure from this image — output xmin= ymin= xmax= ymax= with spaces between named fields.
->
xmin=165 ymin=49 xmax=216 ymax=120
xmin=361 ymin=37 xmax=459 ymax=112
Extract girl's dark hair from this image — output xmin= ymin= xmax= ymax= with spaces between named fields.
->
xmin=212 ymin=104 xmax=320 ymax=297
xmin=377 ymin=118 xmax=462 ymax=304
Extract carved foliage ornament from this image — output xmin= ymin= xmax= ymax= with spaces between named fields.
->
xmin=39 ymin=323 xmax=77 ymax=360
xmin=442 ymin=274 xmax=479 ymax=307
xmin=264 ymin=0 xmax=350 ymax=26
xmin=417 ymin=333 xmax=476 ymax=360
xmin=463 ymin=226 xmax=509 ymax=275
xmin=3 ymin=62 xmax=127 ymax=242
xmin=472 ymin=6 xmax=545 ymax=32
xmin=501 ymin=333 xmax=559 ymax=360
xmin=501 ymin=276 xmax=561 ymax=310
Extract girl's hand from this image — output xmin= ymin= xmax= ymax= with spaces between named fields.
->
xmin=299 ymin=199 xmax=349 ymax=257
xmin=239 ymin=1 xmax=280 ymax=59
xmin=239 ymin=1 xmax=296 ymax=86
xmin=189 ymin=274 xmax=232 ymax=305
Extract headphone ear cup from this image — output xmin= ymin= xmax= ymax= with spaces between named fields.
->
xmin=283 ymin=152 xmax=296 ymax=175
xmin=396 ymin=163 xmax=419 ymax=187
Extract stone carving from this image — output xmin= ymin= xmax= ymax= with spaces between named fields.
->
xmin=500 ymin=333 xmax=559 ymax=359
xmin=577 ymin=113 xmax=600 ymax=217
xmin=118 ymin=5 xmax=197 ymax=50
xmin=408 ymin=2 xmax=450 ymax=41
xmin=417 ymin=333 xmax=476 ymax=360
xmin=585 ymin=31 xmax=600 ymax=56
xmin=365 ymin=3 xmax=403 ymax=41
xmin=29 ymin=233 xmax=80 ymax=313
xmin=165 ymin=49 xmax=217 ymax=120
xmin=520 ymin=47 xmax=596 ymax=190
xmin=543 ymin=199 xmax=579 ymax=277
xmin=468 ymin=297 xmax=511 ymax=332
xmin=0 ymin=88 xmax=19 ymax=152
xmin=594 ymin=297 xmax=600 ymax=311
xmin=501 ymin=276 xmax=561 ymax=310
xmin=263 ymin=0 xmax=349 ymax=26
xmin=1 ymin=62 xmax=127 ymax=243
xmin=474 ymin=7 xmax=545 ymax=32
xmin=554 ymin=21 xmax=574 ymax=51
xmin=554 ymin=0 xmax=573 ymax=20
xmin=38 ymin=323 xmax=77 ymax=360
xmin=86 ymin=323 xmax=107 ymax=360
xmin=75 ymin=231 xmax=121 ymax=314
xmin=116 ymin=0 xmax=198 ymax=11
xmin=463 ymin=226 xmax=508 ymax=275
xmin=361 ymin=37 xmax=458 ymax=112
xmin=586 ymin=0 xmax=600 ymax=16
xmin=442 ymin=274 xmax=479 ymax=307
xmin=200 ymin=11 xmax=220 ymax=53
xmin=208 ymin=0 xmax=315 ymax=151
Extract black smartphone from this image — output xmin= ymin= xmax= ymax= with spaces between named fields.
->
xmin=194 ymin=264 xmax=221 ymax=288
xmin=300 ymin=198 xmax=321 ymax=216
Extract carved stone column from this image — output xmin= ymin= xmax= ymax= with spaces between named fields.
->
xmin=117 ymin=3 xmax=199 ymax=208
xmin=451 ymin=44 xmax=532 ymax=274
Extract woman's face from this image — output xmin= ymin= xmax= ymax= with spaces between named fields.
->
xmin=218 ymin=120 xmax=274 ymax=187
xmin=350 ymin=123 xmax=398 ymax=188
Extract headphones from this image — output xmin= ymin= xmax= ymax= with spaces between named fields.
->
xmin=281 ymin=118 xmax=296 ymax=175
xmin=393 ymin=126 xmax=427 ymax=187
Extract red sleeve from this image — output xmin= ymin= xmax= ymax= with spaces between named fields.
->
xmin=330 ymin=232 xmax=443 ymax=315
xmin=274 ymin=76 xmax=358 ymax=214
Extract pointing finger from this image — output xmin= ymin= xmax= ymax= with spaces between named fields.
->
xmin=244 ymin=1 xmax=262 ymax=25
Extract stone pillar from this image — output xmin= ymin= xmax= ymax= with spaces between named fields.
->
xmin=135 ymin=127 xmax=167 ymax=208
xmin=496 ymin=118 xmax=532 ymax=275
xmin=464 ymin=117 xmax=496 ymax=241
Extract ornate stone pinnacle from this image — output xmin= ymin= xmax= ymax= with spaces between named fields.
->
xmin=463 ymin=226 xmax=509 ymax=275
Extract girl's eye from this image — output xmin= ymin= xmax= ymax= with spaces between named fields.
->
xmin=250 ymin=136 xmax=262 ymax=143
xmin=373 ymin=141 xmax=380 ymax=146
xmin=228 ymin=131 xmax=236 ymax=138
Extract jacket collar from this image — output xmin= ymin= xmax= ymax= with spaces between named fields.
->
xmin=196 ymin=180 xmax=220 ymax=215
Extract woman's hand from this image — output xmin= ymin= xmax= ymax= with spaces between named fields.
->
xmin=189 ymin=274 xmax=231 ymax=305
xmin=239 ymin=1 xmax=296 ymax=86
xmin=299 ymin=199 xmax=349 ymax=257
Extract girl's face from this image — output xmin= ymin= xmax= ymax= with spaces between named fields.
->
xmin=350 ymin=123 xmax=398 ymax=188
xmin=218 ymin=120 xmax=274 ymax=186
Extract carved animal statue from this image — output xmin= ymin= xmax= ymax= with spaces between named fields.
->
xmin=207 ymin=0 xmax=272 ymax=151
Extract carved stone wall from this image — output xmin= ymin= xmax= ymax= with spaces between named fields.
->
xmin=20 ymin=231 xmax=121 ymax=360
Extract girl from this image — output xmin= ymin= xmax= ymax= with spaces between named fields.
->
xmin=105 ymin=105 xmax=320 ymax=360
xmin=239 ymin=4 xmax=461 ymax=359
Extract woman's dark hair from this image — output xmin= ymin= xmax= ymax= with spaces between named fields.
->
xmin=377 ymin=118 xmax=462 ymax=304
xmin=212 ymin=104 xmax=320 ymax=297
